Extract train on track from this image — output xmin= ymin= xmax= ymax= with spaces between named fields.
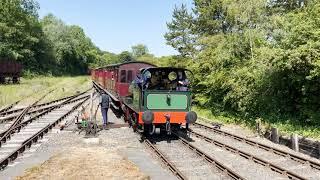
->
xmin=0 ymin=58 xmax=22 ymax=84
xmin=91 ymin=61 xmax=197 ymax=134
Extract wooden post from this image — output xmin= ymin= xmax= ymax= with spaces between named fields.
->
xmin=291 ymin=134 xmax=299 ymax=152
xmin=271 ymin=127 xmax=279 ymax=143
xmin=317 ymin=141 xmax=320 ymax=158
xmin=255 ymin=119 xmax=261 ymax=136
xmin=89 ymin=90 xmax=93 ymax=122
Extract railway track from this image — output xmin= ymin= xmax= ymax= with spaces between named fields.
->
xmin=0 ymin=89 xmax=57 ymax=116
xmin=143 ymin=133 xmax=244 ymax=180
xmin=0 ymin=100 xmax=20 ymax=114
xmin=189 ymin=122 xmax=320 ymax=179
xmin=0 ymin=93 xmax=89 ymax=170
xmin=0 ymin=94 xmax=89 ymax=142
xmin=0 ymin=89 xmax=89 ymax=118
xmin=0 ymin=90 xmax=90 ymax=125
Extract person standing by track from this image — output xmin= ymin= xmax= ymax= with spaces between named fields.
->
xmin=98 ymin=91 xmax=110 ymax=128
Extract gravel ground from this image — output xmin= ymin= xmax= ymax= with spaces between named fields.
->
xmin=187 ymin=134 xmax=287 ymax=180
xmin=191 ymin=126 xmax=320 ymax=179
xmin=196 ymin=121 xmax=320 ymax=163
xmin=0 ymin=94 xmax=175 ymax=180
xmin=15 ymin=135 xmax=149 ymax=180
xmin=151 ymin=136 xmax=230 ymax=180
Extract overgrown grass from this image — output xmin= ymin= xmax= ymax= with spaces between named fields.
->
xmin=0 ymin=76 xmax=91 ymax=107
xmin=193 ymin=106 xmax=320 ymax=140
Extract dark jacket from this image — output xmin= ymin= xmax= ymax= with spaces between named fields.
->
xmin=99 ymin=94 xmax=109 ymax=108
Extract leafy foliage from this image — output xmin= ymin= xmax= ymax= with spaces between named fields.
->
xmin=0 ymin=0 xmax=44 ymax=70
xmin=131 ymin=44 xmax=149 ymax=58
xmin=165 ymin=4 xmax=196 ymax=57
xmin=118 ymin=51 xmax=134 ymax=63
xmin=0 ymin=1 xmax=118 ymax=75
xmin=166 ymin=0 xmax=320 ymax=126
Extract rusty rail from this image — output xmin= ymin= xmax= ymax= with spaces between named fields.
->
xmin=144 ymin=138 xmax=187 ymax=180
xmin=188 ymin=129 xmax=306 ymax=180
xmin=0 ymin=90 xmax=53 ymax=146
xmin=0 ymin=97 xmax=89 ymax=170
xmin=173 ymin=132 xmax=245 ymax=180
xmin=0 ymin=88 xmax=90 ymax=117
xmin=0 ymin=95 xmax=89 ymax=143
xmin=0 ymin=100 xmax=20 ymax=114
xmin=0 ymin=93 xmax=90 ymax=123
xmin=193 ymin=122 xmax=320 ymax=171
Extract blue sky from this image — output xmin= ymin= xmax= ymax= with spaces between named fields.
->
xmin=38 ymin=0 xmax=193 ymax=57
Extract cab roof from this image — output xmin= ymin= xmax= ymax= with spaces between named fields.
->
xmin=142 ymin=67 xmax=189 ymax=72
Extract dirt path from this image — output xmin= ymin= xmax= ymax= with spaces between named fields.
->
xmin=16 ymin=146 xmax=149 ymax=180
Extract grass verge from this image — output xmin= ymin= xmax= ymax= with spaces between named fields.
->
xmin=0 ymin=76 xmax=91 ymax=107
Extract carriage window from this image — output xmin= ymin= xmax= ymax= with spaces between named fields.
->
xmin=120 ymin=70 xmax=126 ymax=83
xmin=127 ymin=70 xmax=133 ymax=83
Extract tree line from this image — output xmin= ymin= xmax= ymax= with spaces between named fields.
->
xmin=165 ymin=0 xmax=320 ymax=125
xmin=0 ymin=0 xmax=155 ymax=76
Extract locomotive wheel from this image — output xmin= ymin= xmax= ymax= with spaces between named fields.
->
xmin=128 ymin=114 xmax=138 ymax=132
xmin=127 ymin=112 xmax=133 ymax=127
xmin=132 ymin=115 xmax=138 ymax=132
xmin=143 ymin=124 xmax=150 ymax=135
xmin=0 ymin=77 xmax=5 ymax=84
xmin=124 ymin=109 xmax=130 ymax=123
xmin=143 ymin=124 xmax=155 ymax=136
xmin=12 ymin=77 xmax=18 ymax=84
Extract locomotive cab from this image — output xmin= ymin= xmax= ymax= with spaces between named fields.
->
xmin=126 ymin=67 xmax=197 ymax=135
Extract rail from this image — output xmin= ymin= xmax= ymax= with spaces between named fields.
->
xmin=0 ymin=91 xmax=53 ymax=146
xmin=0 ymin=100 xmax=20 ymax=114
xmin=173 ymin=132 xmax=245 ymax=180
xmin=0 ymin=88 xmax=91 ymax=117
xmin=189 ymin=129 xmax=307 ymax=180
xmin=0 ymin=92 xmax=90 ymax=123
xmin=0 ymin=95 xmax=89 ymax=141
xmin=144 ymin=138 xmax=187 ymax=180
xmin=0 ymin=90 xmax=89 ymax=146
xmin=0 ymin=96 xmax=89 ymax=170
xmin=193 ymin=122 xmax=320 ymax=171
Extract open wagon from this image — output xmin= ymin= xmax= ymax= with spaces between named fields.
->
xmin=0 ymin=58 xmax=22 ymax=84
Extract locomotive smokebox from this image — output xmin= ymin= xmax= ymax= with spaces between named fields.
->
xmin=142 ymin=110 xmax=154 ymax=124
xmin=185 ymin=111 xmax=197 ymax=124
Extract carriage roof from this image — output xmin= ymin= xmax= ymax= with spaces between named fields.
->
xmin=95 ymin=61 xmax=156 ymax=70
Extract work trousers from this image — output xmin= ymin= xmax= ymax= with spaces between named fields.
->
xmin=101 ymin=107 xmax=108 ymax=125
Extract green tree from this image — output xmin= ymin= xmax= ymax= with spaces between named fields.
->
xmin=166 ymin=0 xmax=320 ymax=124
xmin=118 ymin=51 xmax=134 ymax=63
xmin=165 ymin=4 xmax=196 ymax=57
xmin=41 ymin=14 xmax=102 ymax=74
xmin=0 ymin=0 xmax=45 ymax=71
xmin=131 ymin=44 xmax=149 ymax=57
